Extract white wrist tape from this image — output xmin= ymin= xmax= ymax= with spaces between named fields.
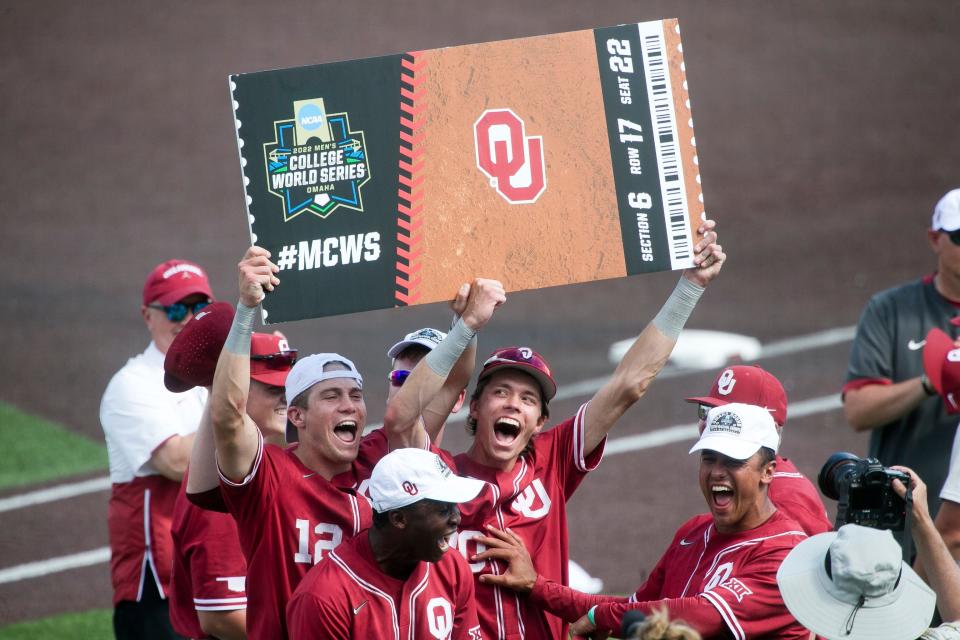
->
xmin=224 ymin=301 xmax=256 ymax=355
xmin=425 ymin=317 xmax=476 ymax=377
xmin=652 ymin=277 xmax=704 ymax=339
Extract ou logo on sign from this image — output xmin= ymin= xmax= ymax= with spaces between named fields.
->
xmin=474 ymin=109 xmax=547 ymax=204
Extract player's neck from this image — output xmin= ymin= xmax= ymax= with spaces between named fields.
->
xmin=934 ymin=271 xmax=960 ymax=303
xmin=368 ymin=528 xmax=418 ymax=580
xmin=717 ymin=498 xmax=777 ymax=535
xmin=293 ymin=447 xmax=350 ymax=481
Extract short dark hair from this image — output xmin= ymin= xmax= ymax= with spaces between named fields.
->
xmin=465 ymin=376 xmax=550 ymax=459
xmin=757 ymin=446 xmax=776 ymax=467
xmin=394 ymin=344 xmax=431 ymax=364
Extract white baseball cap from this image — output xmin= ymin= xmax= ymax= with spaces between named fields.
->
xmin=931 ymin=188 xmax=960 ymax=232
xmin=284 ymin=353 xmax=363 ymax=406
xmin=777 ymin=524 xmax=935 ymax=640
xmin=387 ymin=327 xmax=447 ymax=359
xmin=368 ymin=448 xmax=485 ymax=513
xmin=689 ymin=402 xmax=780 ymax=460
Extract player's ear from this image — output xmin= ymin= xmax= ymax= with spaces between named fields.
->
xmin=287 ymin=405 xmax=305 ymax=429
xmin=388 ymin=509 xmax=408 ymax=530
xmin=760 ymin=457 xmax=776 ymax=485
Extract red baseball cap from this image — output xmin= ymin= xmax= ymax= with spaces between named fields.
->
xmin=478 ymin=347 xmax=557 ymax=401
xmin=923 ymin=328 xmax=960 ymax=414
xmin=164 ymin=302 xmax=296 ymax=392
xmin=142 ymin=259 xmax=214 ymax=306
xmin=250 ymin=333 xmax=297 ymax=388
xmin=685 ymin=365 xmax=788 ymax=426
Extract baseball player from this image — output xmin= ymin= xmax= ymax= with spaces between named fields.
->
xmin=475 ymin=404 xmax=809 ymax=639
xmin=162 ymin=301 xmax=297 ymax=639
xmin=438 ymin=220 xmax=724 ymax=640
xmin=208 ymin=246 xmax=504 ymax=639
xmin=286 ymin=448 xmax=485 ymax=639
xmin=686 ymin=364 xmax=831 ymax=535
xmin=99 ymin=258 xmax=213 ymax=640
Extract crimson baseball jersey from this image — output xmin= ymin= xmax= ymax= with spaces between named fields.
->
xmin=219 ymin=429 xmax=388 ymax=640
xmin=441 ymin=402 xmax=604 ymax=640
xmin=769 ymin=455 xmax=831 ymax=535
xmin=528 ymin=510 xmax=808 ymax=639
xmin=286 ymin=530 xmax=483 ymax=640
xmin=169 ymin=474 xmax=247 ymax=639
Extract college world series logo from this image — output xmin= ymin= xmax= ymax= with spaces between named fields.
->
xmin=263 ymin=98 xmax=371 ymax=221
xmin=474 ymin=109 xmax=546 ymax=204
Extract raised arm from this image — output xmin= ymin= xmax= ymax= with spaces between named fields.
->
xmin=210 ymin=247 xmax=279 ymax=482
xmin=583 ymin=220 xmax=725 ymax=454
xmin=383 ymin=279 xmax=504 ymax=449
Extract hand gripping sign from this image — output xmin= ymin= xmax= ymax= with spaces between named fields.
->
xmin=231 ymin=19 xmax=704 ymax=323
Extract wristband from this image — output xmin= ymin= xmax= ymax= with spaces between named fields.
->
xmin=587 ymin=605 xmax=597 ymax=627
xmin=224 ymin=301 xmax=256 ymax=355
xmin=424 ymin=318 xmax=476 ymax=377
xmin=652 ymin=277 xmax=705 ymax=339
xmin=921 ymin=372 xmax=936 ymax=397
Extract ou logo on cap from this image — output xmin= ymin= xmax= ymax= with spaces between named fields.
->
xmin=717 ymin=369 xmax=737 ymax=395
xmin=949 ymin=349 xmax=960 ymax=363
xmin=402 ymin=481 xmax=418 ymax=496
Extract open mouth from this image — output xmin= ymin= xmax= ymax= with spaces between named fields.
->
xmin=493 ymin=417 xmax=521 ymax=445
xmin=333 ymin=420 xmax=359 ymax=444
xmin=710 ymin=484 xmax=734 ymax=509
xmin=438 ymin=530 xmax=456 ymax=552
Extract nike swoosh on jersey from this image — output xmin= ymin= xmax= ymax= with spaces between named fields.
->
xmin=908 ymin=339 xmax=926 ymax=350
xmin=302 ymin=472 xmax=317 ymax=479
xmin=679 ymin=538 xmax=695 ymax=546
xmin=353 ymin=600 xmax=368 ymax=615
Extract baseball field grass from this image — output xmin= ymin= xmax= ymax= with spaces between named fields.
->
xmin=0 ymin=401 xmax=108 ymax=490
xmin=0 ymin=609 xmax=111 ymax=639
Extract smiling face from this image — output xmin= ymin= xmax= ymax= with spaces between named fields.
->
xmin=288 ymin=377 xmax=366 ymax=475
xmin=398 ymin=499 xmax=462 ymax=564
xmin=467 ymin=369 xmax=546 ymax=471
xmin=248 ymin=380 xmax=287 ymax=446
xmin=699 ymin=448 xmax=776 ymax=533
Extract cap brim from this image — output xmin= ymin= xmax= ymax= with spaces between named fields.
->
xmin=481 ymin=363 xmax=557 ymax=401
xmin=684 ymin=395 xmax=727 ymax=407
xmin=777 ymin=533 xmax=935 ymax=640
xmin=250 ymin=369 xmax=290 ymax=388
xmin=688 ymin=434 xmax=760 ymax=460
xmin=426 ymin=474 xmax=486 ymax=505
xmin=153 ymin=284 xmax=214 ymax=306
xmin=163 ymin=371 xmax=195 ymax=393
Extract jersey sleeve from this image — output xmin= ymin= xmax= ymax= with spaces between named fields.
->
xmin=218 ymin=431 xmax=277 ymax=524
xmin=100 ymin=372 xmax=191 ymax=475
xmin=844 ymin=294 xmax=895 ymax=391
xmin=286 ymin=590 xmax=352 ymax=640
xmin=187 ymin=515 xmax=248 ymax=612
xmin=592 ymin=595 xmax=727 ymax=637
xmin=528 ymin=575 xmax=626 ymax=622
xmin=543 ymin=402 xmax=605 ymax=498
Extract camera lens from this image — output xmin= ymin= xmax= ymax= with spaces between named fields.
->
xmin=817 ymin=451 xmax=862 ymax=500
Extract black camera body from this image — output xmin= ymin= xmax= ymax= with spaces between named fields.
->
xmin=818 ymin=452 xmax=909 ymax=531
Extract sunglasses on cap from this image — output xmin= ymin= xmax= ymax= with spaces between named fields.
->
xmin=148 ymin=300 xmax=211 ymax=323
xmin=251 ymin=350 xmax=298 ymax=369
xmin=388 ymin=370 xmax=410 ymax=387
xmin=698 ymin=403 xmax=713 ymax=421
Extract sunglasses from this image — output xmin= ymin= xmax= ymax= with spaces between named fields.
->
xmin=945 ymin=230 xmax=960 ymax=246
xmin=697 ymin=404 xmax=713 ymax=421
xmin=148 ymin=300 xmax=210 ymax=322
xmin=251 ymin=350 xmax=298 ymax=368
xmin=388 ymin=369 xmax=411 ymax=387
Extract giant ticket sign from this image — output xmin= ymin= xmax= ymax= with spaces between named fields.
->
xmin=231 ymin=19 xmax=704 ymax=323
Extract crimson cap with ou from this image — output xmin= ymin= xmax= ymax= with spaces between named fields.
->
xmin=922 ymin=328 xmax=960 ymax=414
xmin=368 ymin=448 xmax=486 ymax=513
xmin=689 ymin=402 xmax=780 ymax=460
xmin=142 ymin=259 xmax=213 ymax=306
xmin=685 ymin=364 xmax=787 ymax=426
xmin=478 ymin=346 xmax=557 ymax=401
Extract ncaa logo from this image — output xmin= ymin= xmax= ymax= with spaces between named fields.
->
xmin=474 ymin=109 xmax=546 ymax=204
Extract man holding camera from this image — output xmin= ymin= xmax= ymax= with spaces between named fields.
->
xmin=843 ymin=188 xmax=960 ymax=519
xmin=474 ymin=403 xmax=809 ymax=639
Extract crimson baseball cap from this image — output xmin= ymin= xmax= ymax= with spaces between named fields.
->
xmin=143 ymin=259 xmax=214 ymax=306
xmin=369 ymin=448 xmax=486 ymax=513
xmin=164 ymin=301 xmax=296 ymax=392
xmin=478 ymin=347 xmax=557 ymax=402
xmin=685 ymin=365 xmax=788 ymax=426
xmin=922 ymin=328 xmax=960 ymax=414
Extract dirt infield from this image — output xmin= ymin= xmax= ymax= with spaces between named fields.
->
xmin=2 ymin=0 xmax=959 ymax=626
